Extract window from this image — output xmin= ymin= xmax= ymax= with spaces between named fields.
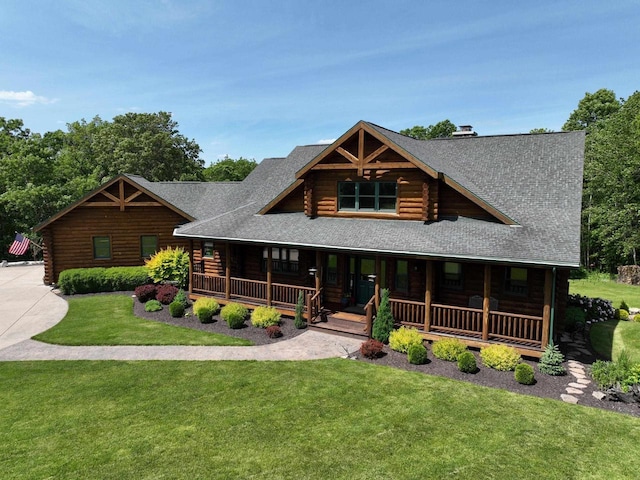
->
xmin=326 ymin=254 xmax=338 ymax=285
xmin=338 ymin=182 xmax=397 ymax=212
xmin=441 ymin=262 xmax=462 ymax=289
xmin=395 ymin=260 xmax=409 ymax=293
xmin=262 ymin=247 xmax=299 ymax=274
xmin=505 ymin=267 xmax=528 ymax=295
xmin=93 ymin=236 xmax=111 ymax=260
xmin=140 ymin=235 xmax=158 ymax=258
xmin=203 ymin=241 xmax=214 ymax=258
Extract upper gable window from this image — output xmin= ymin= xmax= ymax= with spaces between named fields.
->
xmin=338 ymin=182 xmax=397 ymax=212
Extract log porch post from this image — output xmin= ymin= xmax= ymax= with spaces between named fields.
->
xmin=266 ymin=247 xmax=272 ymax=306
xmin=424 ymin=260 xmax=433 ymax=332
xmin=225 ymin=242 xmax=231 ymax=300
xmin=188 ymin=239 xmax=193 ymax=296
xmin=315 ymin=250 xmax=322 ymax=293
xmin=375 ymin=255 xmax=381 ymax=308
xmin=542 ymin=269 xmax=553 ymax=349
xmin=482 ymin=265 xmax=491 ymax=340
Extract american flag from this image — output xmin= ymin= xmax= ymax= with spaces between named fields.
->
xmin=8 ymin=233 xmax=30 ymax=256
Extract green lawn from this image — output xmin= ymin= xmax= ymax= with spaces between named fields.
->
xmin=0 ymin=360 xmax=639 ymax=479
xmin=590 ymin=320 xmax=640 ymax=363
xmin=570 ymin=276 xmax=640 ymax=308
xmin=33 ymin=295 xmax=252 ymax=346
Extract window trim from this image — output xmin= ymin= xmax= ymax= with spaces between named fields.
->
xmin=140 ymin=235 xmax=158 ymax=258
xmin=92 ymin=236 xmax=111 ymax=260
xmin=338 ymin=181 xmax=397 ymax=212
xmin=504 ymin=267 xmax=528 ymax=296
xmin=202 ymin=241 xmax=215 ymax=258
xmin=262 ymin=247 xmax=300 ymax=275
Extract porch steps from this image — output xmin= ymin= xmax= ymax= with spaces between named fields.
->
xmin=309 ymin=313 xmax=368 ymax=339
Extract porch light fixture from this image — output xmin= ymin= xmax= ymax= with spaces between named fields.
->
xmin=367 ymin=274 xmax=377 ymax=283
xmin=308 ymin=267 xmax=318 ymax=277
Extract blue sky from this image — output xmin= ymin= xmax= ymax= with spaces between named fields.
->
xmin=1 ymin=1 xmax=638 ymax=165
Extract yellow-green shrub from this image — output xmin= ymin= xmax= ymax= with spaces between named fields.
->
xmin=193 ymin=297 xmax=220 ymax=324
xmin=251 ymin=306 xmax=281 ymax=328
xmin=432 ymin=338 xmax=467 ymax=361
xmin=388 ymin=326 xmax=423 ymax=353
xmin=480 ymin=344 xmax=521 ymax=371
xmin=145 ymin=247 xmax=190 ymax=287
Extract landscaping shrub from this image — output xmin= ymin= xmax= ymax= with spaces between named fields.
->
xmin=174 ymin=289 xmax=190 ymax=309
xmin=251 ymin=306 xmax=281 ymax=328
xmin=480 ymin=344 xmax=521 ymax=371
xmin=220 ymin=303 xmax=248 ymax=329
xmin=134 ymin=284 xmax=157 ymax=303
xmin=266 ymin=325 xmax=282 ymax=338
xmin=457 ymin=351 xmax=478 ymax=373
xmin=58 ymin=266 xmax=149 ymax=294
xmin=565 ymin=306 xmax=586 ymax=329
xmin=538 ymin=342 xmax=566 ymax=376
xmin=432 ymin=338 xmax=468 ymax=361
xmin=515 ymin=363 xmax=535 ymax=385
xmin=360 ymin=339 xmax=384 ymax=359
xmin=294 ymin=291 xmax=306 ymax=329
xmin=618 ymin=309 xmax=630 ymax=321
xmin=620 ymin=299 xmax=630 ymax=312
xmin=407 ymin=343 xmax=428 ymax=365
xmin=155 ymin=284 xmax=179 ymax=305
xmin=372 ymin=289 xmax=394 ymax=343
xmin=193 ymin=297 xmax=220 ymax=324
xmin=144 ymin=299 xmax=163 ymax=312
xmin=568 ymin=293 xmax=615 ymax=323
xmin=145 ymin=246 xmax=190 ymax=288
xmin=169 ymin=300 xmax=185 ymax=318
xmin=388 ymin=326 xmax=423 ymax=353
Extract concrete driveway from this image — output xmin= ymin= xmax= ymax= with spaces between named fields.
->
xmin=0 ymin=264 xmax=68 ymax=351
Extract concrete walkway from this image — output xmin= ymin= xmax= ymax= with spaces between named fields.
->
xmin=0 ymin=264 xmax=362 ymax=361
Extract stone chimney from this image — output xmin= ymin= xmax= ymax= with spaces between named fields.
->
xmin=452 ymin=125 xmax=478 ymax=137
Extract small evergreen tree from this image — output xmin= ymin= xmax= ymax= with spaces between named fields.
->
xmin=294 ymin=291 xmax=306 ymax=329
xmin=372 ymin=289 xmax=394 ymax=343
xmin=538 ymin=342 xmax=566 ymax=376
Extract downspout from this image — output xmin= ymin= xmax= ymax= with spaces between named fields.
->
xmin=550 ymin=267 xmax=557 ymax=344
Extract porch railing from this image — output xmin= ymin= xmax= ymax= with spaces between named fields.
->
xmin=390 ymin=298 xmax=425 ymax=329
xmin=489 ymin=311 xmax=543 ymax=347
xmin=431 ymin=303 xmax=484 ymax=337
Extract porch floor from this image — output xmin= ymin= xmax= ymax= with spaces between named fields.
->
xmin=310 ymin=312 xmax=368 ymax=338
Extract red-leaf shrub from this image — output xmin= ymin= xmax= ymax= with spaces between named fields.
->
xmin=155 ymin=284 xmax=178 ymax=305
xmin=266 ymin=325 xmax=282 ymax=338
xmin=134 ymin=284 xmax=157 ymax=303
xmin=360 ymin=339 xmax=384 ymax=359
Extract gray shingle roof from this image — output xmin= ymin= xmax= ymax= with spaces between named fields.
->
xmin=162 ymin=123 xmax=584 ymax=267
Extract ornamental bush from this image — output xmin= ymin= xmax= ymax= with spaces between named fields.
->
xmin=515 ymin=363 xmax=535 ymax=385
xmin=567 ymin=293 xmax=614 ymax=323
xmin=620 ymin=299 xmax=630 ymax=312
xmin=480 ymin=344 xmax=521 ymax=371
xmin=388 ymin=326 xmax=423 ymax=353
xmin=407 ymin=343 xmax=428 ymax=365
xmin=144 ymin=299 xmax=163 ymax=312
xmin=266 ymin=325 xmax=282 ymax=338
xmin=294 ymin=291 xmax=306 ymax=329
xmin=220 ymin=303 xmax=248 ymax=329
xmin=618 ymin=309 xmax=630 ymax=321
xmin=457 ymin=351 xmax=478 ymax=373
xmin=432 ymin=338 xmax=468 ymax=361
xmin=134 ymin=284 xmax=157 ymax=303
xmin=174 ymin=289 xmax=190 ymax=309
xmin=169 ymin=300 xmax=185 ymax=318
xmin=251 ymin=306 xmax=281 ymax=328
xmin=360 ymin=339 xmax=384 ymax=359
xmin=58 ymin=266 xmax=149 ymax=294
xmin=193 ymin=297 xmax=219 ymax=324
xmin=155 ymin=284 xmax=179 ymax=305
xmin=372 ymin=289 xmax=394 ymax=343
xmin=145 ymin=246 xmax=190 ymax=288
xmin=538 ymin=342 xmax=566 ymax=376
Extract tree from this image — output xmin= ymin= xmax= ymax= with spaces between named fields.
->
xmin=372 ymin=289 xmax=394 ymax=343
xmin=203 ymin=156 xmax=257 ymax=182
xmin=400 ymin=120 xmax=457 ymax=140
xmin=563 ymin=89 xmax=622 ymax=131
xmin=529 ymin=128 xmax=554 ymax=134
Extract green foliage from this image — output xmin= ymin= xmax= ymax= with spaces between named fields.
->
xmin=174 ymin=289 xmax=189 ymax=309
xmin=193 ymin=297 xmax=219 ymax=324
xmin=202 ymin=156 xmax=257 ymax=181
xmin=400 ymin=120 xmax=457 ymax=139
xmin=529 ymin=128 xmax=554 ymax=134
xmin=144 ymin=247 xmax=190 ymax=288
xmin=620 ymin=299 xmax=630 ymax=312
xmin=144 ymin=299 xmax=163 ymax=312
xmin=618 ymin=309 xmax=630 ymax=321
xmin=58 ymin=266 xmax=149 ymax=294
xmin=169 ymin=300 xmax=185 ymax=318
xmin=388 ymin=326 xmax=423 ymax=353
xmin=480 ymin=344 xmax=521 ymax=371
xmin=538 ymin=342 xmax=566 ymax=376
xmin=294 ymin=291 xmax=306 ymax=329
xmin=590 ymin=359 xmax=627 ymax=390
xmin=372 ymin=289 xmax=394 ymax=343
xmin=220 ymin=303 xmax=248 ymax=329
xmin=457 ymin=351 xmax=478 ymax=373
xmin=251 ymin=306 xmax=281 ymax=328
xmin=359 ymin=339 xmax=384 ymax=359
xmin=407 ymin=343 xmax=428 ymax=365
xmin=432 ymin=338 xmax=468 ymax=361
xmin=514 ymin=363 xmax=535 ymax=385
xmin=563 ymin=88 xmax=621 ymax=131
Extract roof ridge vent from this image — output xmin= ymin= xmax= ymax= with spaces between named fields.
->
xmin=452 ymin=125 xmax=478 ymax=137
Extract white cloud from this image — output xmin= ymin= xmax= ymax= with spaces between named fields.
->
xmin=0 ymin=90 xmax=56 ymax=107
xmin=317 ymin=138 xmax=336 ymax=144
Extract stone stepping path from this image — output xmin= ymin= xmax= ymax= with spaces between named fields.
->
xmin=559 ymin=332 xmax=594 ymax=404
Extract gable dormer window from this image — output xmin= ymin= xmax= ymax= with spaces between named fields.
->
xmin=338 ymin=182 xmax=397 ymax=212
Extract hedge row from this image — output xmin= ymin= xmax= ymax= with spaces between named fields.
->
xmin=58 ymin=267 xmax=150 ymax=295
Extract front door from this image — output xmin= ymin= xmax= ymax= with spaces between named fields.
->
xmin=355 ymin=257 xmax=376 ymax=305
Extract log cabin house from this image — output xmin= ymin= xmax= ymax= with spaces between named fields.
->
xmin=36 ymin=121 xmax=585 ymax=357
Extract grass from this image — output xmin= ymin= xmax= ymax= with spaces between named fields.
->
xmin=590 ymin=320 xmax=640 ymax=363
xmin=570 ymin=274 xmax=640 ymax=308
xmin=1 ymin=360 xmax=640 ymax=479
xmin=33 ymin=295 xmax=252 ymax=346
